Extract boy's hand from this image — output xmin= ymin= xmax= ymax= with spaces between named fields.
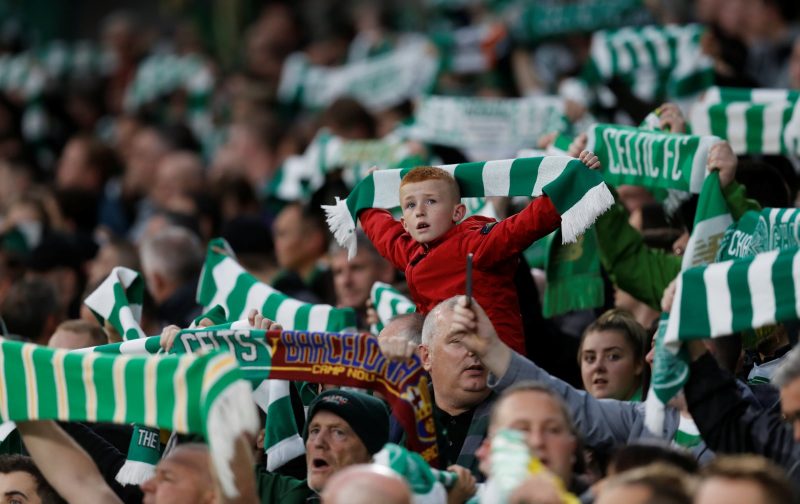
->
xmin=707 ymin=141 xmax=736 ymax=188
xmin=658 ymin=103 xmax=686 ymax=134
xmin=160 ymin=324 xmax=182 ymax=352
xmin=578 ymin=150 xmax=601 ymax=170
xmin=247 ymin=309 xmax=282 ymax=331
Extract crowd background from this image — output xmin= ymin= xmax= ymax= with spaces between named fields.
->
xmin=0 ymin=0 xmax=798 ymax=503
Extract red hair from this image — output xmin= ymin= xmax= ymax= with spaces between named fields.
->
xmin=399 ymin=167 xmax=461 ymax=200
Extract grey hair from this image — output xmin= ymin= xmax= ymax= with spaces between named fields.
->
xmin=491 ymin=380 xmax=577 ymax=436
xmin=385 ymin=312 xmax=424 ymax=345
xmin=328 ymin=230 xmax=383 ymax=264
xmin=772 ymin=345 xmax=800 ymax=388
xmin=420 ymin=296 xmax=461 ymax=347
xmin=140 ymin=226 xmax=204 ymax=284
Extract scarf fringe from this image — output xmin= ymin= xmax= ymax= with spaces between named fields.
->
xmin=559 ymin=183 xmax=615 ymax=244
xmin=643 ymin=386 xmax=666 ymax=436
xmin=265 ymin=434 xmax=306 ymax=471
xmin=206 ymin=380 xmax=261 ymax=498
xmin=322 ymin=197 xmax=358 ymax=259
xmin=115 ymin=460 xmax=157 ymax=486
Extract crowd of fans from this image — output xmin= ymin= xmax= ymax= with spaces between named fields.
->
xmin=0 ymin=0 xmax=798 ymax=502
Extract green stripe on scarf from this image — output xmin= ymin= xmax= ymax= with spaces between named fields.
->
xmin=0 ymin=340 xmax=258 ymax=497
xmin=84 ymin=267 xmax=146 ymax=341
xmin=197 ymin=238 xmax=356 ymax=330
xmin=323 ymin=156 xmax=614 ymax=259
xmin=370 ymin=282 xmax=416 ymax=334
xmin=586 ymin=123 xmax=721 ymax=193
xmin=171 ymin=328 xmax=441 ymax=466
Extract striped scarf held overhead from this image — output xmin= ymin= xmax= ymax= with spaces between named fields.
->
xmin=84 ymin=267 xmax=146 ymax=341
xmin=718 ymin=208 xmax=800 ymax=261
xmin=586 ymin=123 xmax=722 ymax=195
xmin=323 ymin=156 xmax=614 ymax=259
xmin=197 ymin=238 xmax=356 ymax=331
xmin=0 ymin=339 xmax=259 ymax=498
xmin=689 ymin=89 xmax=800 ymax=156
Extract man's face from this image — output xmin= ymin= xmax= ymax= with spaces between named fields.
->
xmin=695 ymin=477 xmax=768 ymax=504
xmin=488 ymin=390 xmax=577 ymax=485
xmin=780 ymin=377 xmax=800 ymax=442
xmin=273 ymin=205 xmax=316 ymax=272
xmin=141 ymin=448 xmax=215 ymax=504
xmin=421 ymin=308 xmax=489 ymax=410
xmin=0 ymin=471 xmax=42 ymax=504
xmin=400 ymin=180 xmax=463 ymax=244
xmin=305 ymin=410 xmax=371 ymax=492
xmin=331 ymin=250 xmax=383 ymax=309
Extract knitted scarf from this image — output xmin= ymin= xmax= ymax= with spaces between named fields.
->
xmin=197 ymin=238 xmax=356 ymax=331
xmin=700 ymin=86 xmax=799 ymax=105
xmin=718 ymin=208 xmax=800 ymax=261
xmin=646 ymin=247 xmax=800 ymax=433
xmin=323 ymin=156 xmax=614 ymax=259
xmin=586 ymin=24 xmax=714 ymax=101
xmin=409 ymin=95 xmax=566 ymax=160
xmin=541 ymin=227 xmax=605 ymax=317
xmin=277 ymin=38 xmax=439 ymax=111
xmin=374 ymin=444 xmax=456 ymax=504
xmin=507 ymin=0 xmax=650 ymax=44
xmin=689 ymin=95 xmax=800 ymax=156
xmin=84 ymin=266 xmax=146 ymax=341
xmin=171 ymin=328 xmax=441 ymax=466
xmin=269 ymin=130 xmax=418 ymax=203
xmin=586 ymin=123 xmax=721 ymax=194
xmin=369 ymin=282 xmax=416 ymax=334
xmin=0 ymin=339 xmax=259 ymax=498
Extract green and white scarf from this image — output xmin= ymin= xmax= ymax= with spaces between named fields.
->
xmin=506 ymin=0 xmax=651 ymax=44
xmin=34 ymin=40 xmax=113 ymax=81
xmin=586 ymin=123 xmax=721 ymax=194
xmin=197 ymin=238 xmax=356 ymax=330
xmin=369 ymin=282 xmax=416 ymax=334
xmin=689 ymin=96 xmax=800 ymax=157
xmin=541 ymin=228 xmax=605 ymax=317
xmin=409 ymin=95 xmax=567 ymax=160
xmin=374 ymin=443 xmax=456 ymax=503
xmin=277 ymin=38 xmax=439 ymax=111
xmin=84 ymin=267 xmax=146 ymax=341
xmin=270 ymin=130 xmax=416 ymax=203
xmin=323 ymin=156 xmax=614 ymax=259
xmin=718 ymin=208 xmax=800 ymax=261
xmin=586 ymin=24 xmax=713 ymax=101
xmin=0 ymin=339 xmax=259 ymax=498
xmin=700 ymin=86 xmax=800 ymax=105
xmin=646 ymin=247 xmax=800 ymax=433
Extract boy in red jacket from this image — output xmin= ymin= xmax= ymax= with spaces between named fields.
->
xmin=360 ymin=151 xmax=600 ymax=354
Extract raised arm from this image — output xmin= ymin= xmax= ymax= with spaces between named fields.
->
xmin=17 ymin=421 xmax=122 ymax=504
xmin=359 ymin=209 xmax=414 ymax=270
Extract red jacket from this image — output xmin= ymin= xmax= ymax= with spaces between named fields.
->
xmin=360 ymin=197 xmax=561 ymax=354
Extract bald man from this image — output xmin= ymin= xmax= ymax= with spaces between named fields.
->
xmin=141 ymin=444 xmax=218 ymax=504
xmin=320 ymin=464 xmax=411 ymax=504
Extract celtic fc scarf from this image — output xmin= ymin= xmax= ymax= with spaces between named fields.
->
xmin=84 ymin=267 xmax=146 ymax=341
xmin=541 ymin=228 xmax=605 ymax=317
xmin=171 ymin=328 xmax=441 ymax=467
xmin=409 ymin=95 xmax=566 ymax=160
xmin=586 ymin=123 xmax=721 ymax=194
xmin=323 ymin=156 xmax=614 ymax=259
xmin=370 ymin=282 xmax=416 ymax=334
xmin=0 ymin=339 xmax=259 ymax=498
xmin=197 ymin=238 xmax=356 ymax=330
xmin=689 ymin=93 xmax=800 ymax=156
xmin=277 ymin=38 xmax=439 ymax=111
xmin=718 ymin=208 xmax=800 ymax=261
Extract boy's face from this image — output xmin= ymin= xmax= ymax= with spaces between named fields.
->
xmin=400 ymin=179 xmax=465 ymax=244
